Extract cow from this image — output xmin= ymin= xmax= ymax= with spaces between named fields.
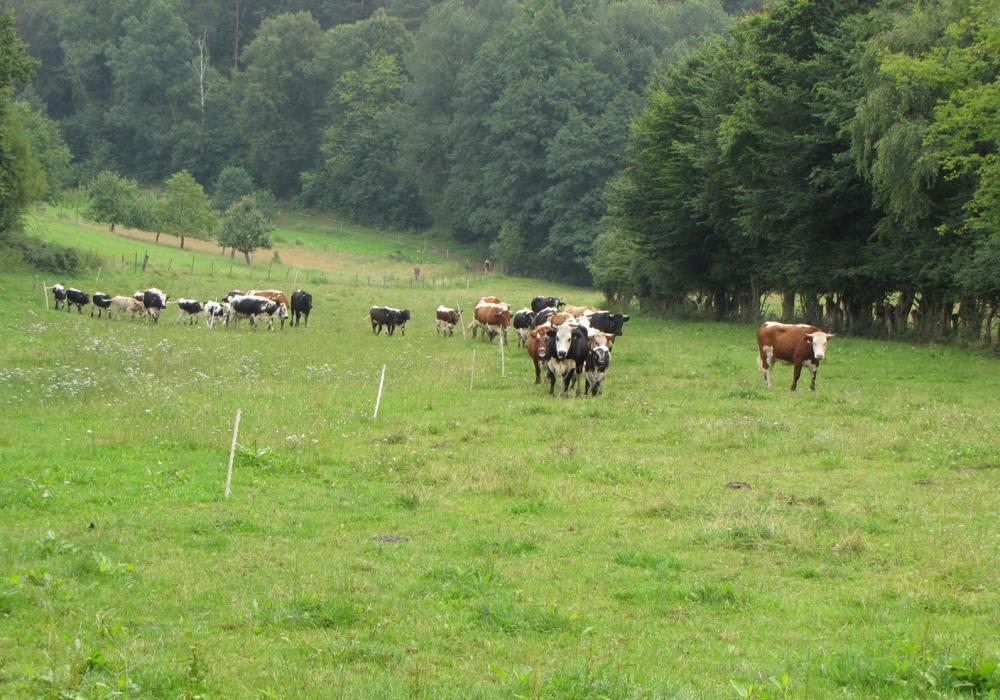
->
xmin=531 ymin=296 xmax=564 ymax=313
xmin=204 ymin=301 xmax=230 ymax=329
xmin=533 ymin=306 xmax=559 ymax=327
xmin=222 ymin=290 xmax=243 ymax=302
xmin=175 ymin=299 xmax=204 ymax=325
xmin=471 ymin=300 xmax=511 ymax=344
xmin=564 ymin=305 xmax=598 ymax=317
xmin=545 ymin=323 xmax=589 ymax=397
xmin=584 ymin=331 xmax=613 ymax=397
xmin=526 ymin=323 xmax=552 ymax=384
xmin=111 ymin=295 xmax=144 ymax=320
xmin=549 ymin=312 xmax=577 ymax=326
xmin=230 ymin=295 xmax=287 ymax=331
xmin=436 ymin=306 xmax=461 ymax=336
xmin=248 ymin=290 xmax=290 ymax=329
xmin=586 ymin=311 xmax=630 ymax=338
xmin=65 ymin=288 xmax=89 ymax=314
xmin=290 ymin=290 xmax=312 ymax=327
xmin=91 ymin=293 xmax=112 ymax=318
xmin=512 ymin=308 xmax=536 ymax=347
xmin=370 ymin=306 xmax=411 ymax=336
xmin=143 ymin=288 xmax=167 ymax=324
xmin=51 ymin=284 xmax=66 ymax=310
xmin=757 ymin=322 xmax=836 ymax=391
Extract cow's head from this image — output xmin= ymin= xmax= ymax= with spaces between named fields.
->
xmin=548 ymin=323 xmax=580 ymax=360
xmin=277 ymin=303 xmax=289 ymax=320
xmin=804 ymin=332 xmax=835 ymax=360
xmin=591 ymin=344 xmax=611 ymax=371
xmin=399 ymin=310 xmax=411 ymax=322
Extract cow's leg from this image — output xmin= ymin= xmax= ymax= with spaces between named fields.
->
xmin=574 ymin=365 xmax=583 ymax=397
xmin=533 ymin=359 xmax=541 ymax=384
xmin=791 ymin=362 xmax=802 ymax=391
xmin=400 ymin=324 xmax=405 ymax=336
xmin=547 ymin=367 xmax=556 ymax=396
xmin=371 ymin=320 xmax=378 ymax=334
xmin=806 ymin=360 xmax=819 ymax=391
xmin=759 ymin=345 xmax=773 ymax=389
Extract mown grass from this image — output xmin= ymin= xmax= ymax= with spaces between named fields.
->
xmin=1 ymin=213 xmax=999 ymax=697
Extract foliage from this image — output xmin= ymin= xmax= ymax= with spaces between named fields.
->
xmin=84 ymin=170 xmax=148 ymax=231
xmin=211 ymin=166 xmax=255 ymax=212
xmin=152 ymin=170 xmax=218 ymax=248
xmin=9 ymin=98 xmax=72 ymax=202
xmin=218 ymin=195 xmax=273 ymax=263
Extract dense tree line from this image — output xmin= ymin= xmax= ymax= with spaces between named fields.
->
xmin=597 ymin=0 xmax=1000 ymax=345
xmin=4 ymin=0 xmax=746 ymax=283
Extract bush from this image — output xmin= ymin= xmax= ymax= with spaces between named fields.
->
xmin=5 ymin=235 xmax=80 ymax=274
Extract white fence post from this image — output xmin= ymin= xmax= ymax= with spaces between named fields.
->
xmin=373 ymin=365 xmax=387 ymax=419
xmin=224 ymin=409 xmax=242 ymax=499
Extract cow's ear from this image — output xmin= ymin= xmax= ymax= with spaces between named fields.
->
xmin=827 ymin=333 xmax=837 ymax=338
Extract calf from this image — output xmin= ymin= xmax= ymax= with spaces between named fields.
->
xmin=370 ymin=306 xmax=411 ymax=336
xmin=526 ymin=323 xmax=552 ymax=384
xmin=436 ymin=306 xmax=461 ymax=336
xmin=143 ymin=288 xmax=167 ymax=324
xmin=584 ymin=332 xmax=613 ymax=396
xmin=91 ymin=293 xmax=112 ymax=319
xmin=51 ymin=284 xmax=66 ymax=310
xmin=757 ymin=322 xmax=836 ymax=391
xmin=531 ymin=296 xmax=564 ymax=313
xmin=203 ymin=301 xmax=230 ymax=329
xmin=111 ymin=295 xmax=144 ymax=320
xmin=65 ymin=288 xmax=89 ymax=314
xmin=248 ymin=290 xmax=290 ymax=329
xmin=290 ymin=290 xmax=312 ymax=327
xmin=176 ymin=299 xmax=204 ymax=325
xmin=545 ymin=323 xmax=589 ymax=397
xmin=512 ymin=308 xmax=536 ymax=347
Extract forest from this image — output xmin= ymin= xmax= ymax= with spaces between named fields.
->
xmin=2 ymin=0 xmax=998 ymax=344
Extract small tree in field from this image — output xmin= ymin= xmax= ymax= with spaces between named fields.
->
xmin=85 ymin=170 xmax=143 ymax=232
xmin=218 ymin=196 xmax=273 ymax=263
xmin=153 ymin=170 xmax=218 ymax=248
xmin=211 ymin=166 xmax=255 ymax=211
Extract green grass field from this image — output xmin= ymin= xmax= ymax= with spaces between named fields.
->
xmin=2 ymin=212 xmax=999 ymax=698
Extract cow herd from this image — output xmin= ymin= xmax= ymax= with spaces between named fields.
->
xmin=48 ymin=283 xmax=313 ymax=331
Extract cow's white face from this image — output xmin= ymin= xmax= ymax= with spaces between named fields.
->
xmin=277 ymin=303 xmax=289 ymax=320
xmin=552 ymin=323 xmax=575 ymax=359
xmin=805 ymin=332 xmax=834 ymax=360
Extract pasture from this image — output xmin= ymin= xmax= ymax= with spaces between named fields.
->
xmin=1 ymin=213 xmax=999 ymax=698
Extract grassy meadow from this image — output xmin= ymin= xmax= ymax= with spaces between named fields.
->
xmin=1 ymin=211 xmax=999 ymax=698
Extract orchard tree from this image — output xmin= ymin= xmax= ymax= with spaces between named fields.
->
xmin=211 ymin=165 xmax=255 ymax=211
xmin=153 ymin=170 xmax=218 ymax=248
xmin=218 ymin=196 xmax=273 ymax=263
xmin=84 ymin=170 xmax=144 ymax=232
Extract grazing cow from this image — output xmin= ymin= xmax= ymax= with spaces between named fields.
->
xmin=549 ymin=312 xmax=576 ymax=326
xmin=248 ymin=290 xmax=290 ymax=329
xmin=370 ymin=306 xmax=411 ymax=336
xmin=176 ymin=299 xmax=204 ymax=325
xmin=531 ymin=296 xmax=564 ymax=313
xmin=230 ymin=295 xmax=287 ymax=331
xmin=471 ymin=300 xmax=511 ymax=344
xmin=545 ymin=323 xmax=589 ymax=397
xmin=143 ymin=288 xmax=167 ymax=324
xmin=110 ymin=295 xmax=144 ymax=320
xmin=584 ymin=332 xmax=613 ymax=397
xmin=533 ymin=306 xmax=559 ymax=327
xmin=512 ymin=308 xmax=536 ymax=347
xmin=757 ymin=322 xmax=836 ymax=391
xmin=51 ymin=284 xmax=66 ymax=310
xmin=91 ymin=293 xmax=112 ymax=318
xmin=436 ymin=305 xmax=461 ymax=336
xmin=526 ymin=323 xmax=552 ymax=384
xmin=564 ymin=305 xmax=598 ymax=317
xmin=290 ymin=290 xmax=313 ymax=327
xmin=203 ymin=301 xmax=230 ymax=329
xmin=65 ymin=288 xmax=89 ymax=314
xmin=586 ymin=311 xmax=630 ymax=337
xmin=223 ymin=290 xmax=243 ymax=302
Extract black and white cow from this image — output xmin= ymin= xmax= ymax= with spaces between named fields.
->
xmin=229 ymin=295 xmax=287 ymax=331
xmin=370 ymin=306 xmax=411 ymax=336
xmin=584 ymin=332 xmax=612 ymax=397
xmin=291 ymin=290 xmax=312 ymax=327
xmin=531 ymin=296 xmax=564 ymax=313
xmin=176 ymin=299 xmax=204 ymax=325
xmin=143 ymin=288 xmax=167 ymax=324
xmin=545 ymin=323 xmax=589 ymax=398
xmin=533 ymin=306 xmax=559 ymax=328
xmin=512 ymin=308 xmax=536 ymax=347
xmin=51 ymin=284 xmax=67 ymax=310
xmin=586 ymin=311 xmax=630 ymax=337
xmin=91 ymin=293 xmax=112 ymax=318
xmin=203 ymin=301 xmax=230 ymax=329
xmin=65 ymin=288 xmax=90 ymax=314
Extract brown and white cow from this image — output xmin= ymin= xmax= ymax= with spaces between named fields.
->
xmin=757 ymin=322 xmax=836 ymax=391
xmin=111 ymin=295 xmax=144 ymax=320
xmin=248 ymin=290 xmax=290 ymax=328
xmin=526 ymin=323 xmax=552 ymax=384
xmin=564 ymin=304 xmax=598 ymax=318
xmin=436 ymin=305 xmax=461 ymax=336
xmin=470 ymin=298 xmax=511 ymax=344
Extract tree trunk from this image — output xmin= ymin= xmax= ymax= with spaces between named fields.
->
xmin=111 ymin=223 xmax=116 ymax=233
xmin=180 ymin=236 xmax=185 ymax=250
xmin=244 ymin=250 xmax=251 ymax=264
xmin=781 ymin=291 xmax=795 ymax=321
xmin=895 ymin=289 xmax=915 ymax=335
xmin=230 ymin=249 xmax=236 ymax=260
